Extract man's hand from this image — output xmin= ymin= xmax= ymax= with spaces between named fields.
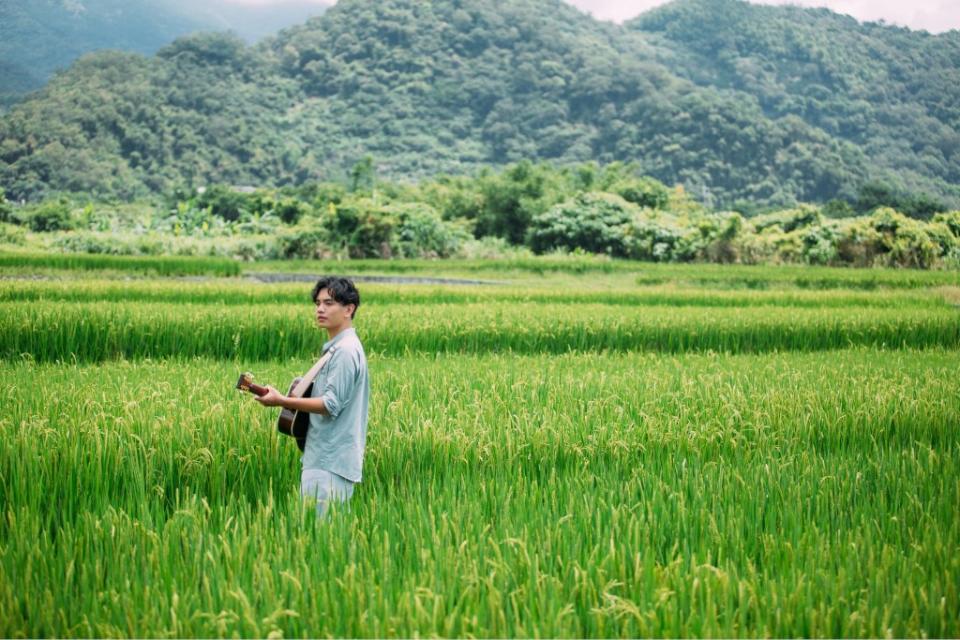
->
xmin=254 ymin=386 xmax=286 ymax=408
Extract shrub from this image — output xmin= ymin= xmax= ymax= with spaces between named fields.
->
xmin=869 ymin=208 xmax=940 ymax=268
xmin=230 ymin=237 xmax=283 ymax=261
xmin=802 ymin=224 xmax=840 ymax=265
xmin=624 ymin=211 xmax=688 ymax=262
xmin=50 ymin=232 xmax=136 ymax=255
xmin=320 ymin=198 xmax=469 ymax=259
xmin=274 ymin=197 xmax=308 ymax=225
xmin=279 ymin=224 xmax=329 ymax=259
xmin=835 ymin=218 xmax=885 ymax=267
xmin=751 ymin=205 xmax=823 ymax=234
xmin=932 ymin=211 xmax=960 ymax=238
xmin=195 ymin=185 xmax=251 ymax=222
xmin=694 ymin=211 xmax=744 ymax=263
xmin=612 ymin=176 xmax=670 ymax=209
xmin=529 ymin=192 xmax=636 ymax=256
xmin=0 ymin=189 xmax=12 ymax=223
xmin=25 ymin=200 xmax=74 ymax=232
xmin=387 ymin=202 xmax=469 ymax=258
xmin=0 ymin=222 xmax=25 ymax=246
xmin=349 ymin=205 xmax=397 ymax=258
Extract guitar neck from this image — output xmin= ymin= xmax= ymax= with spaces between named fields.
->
xmin=245 ymin=382 xmax=269 ymax=397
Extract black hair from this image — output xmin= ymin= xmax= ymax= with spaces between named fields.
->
xmin=311 ymin=276 xmax=360 ymax=319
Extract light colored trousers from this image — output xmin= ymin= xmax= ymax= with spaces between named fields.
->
xmin=300 ymin=468 xmax=355 ymax=518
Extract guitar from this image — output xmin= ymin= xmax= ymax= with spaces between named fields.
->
xmin=236 ymin=373 xmax=312 ymax=451
xmin=235 ymin=347 xmax=336 ymax=453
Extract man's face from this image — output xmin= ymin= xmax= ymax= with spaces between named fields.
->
xmin=314 ymin=288 xmax=353 ymax=331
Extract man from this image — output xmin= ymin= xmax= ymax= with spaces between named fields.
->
xmin=255 ymin=276 xmax=370 ymax=517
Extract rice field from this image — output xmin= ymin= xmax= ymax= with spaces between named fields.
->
xmin=1 ymin=257 xmax=958 ymax=638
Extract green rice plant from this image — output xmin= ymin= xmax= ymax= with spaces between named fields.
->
xmin=3 ymin=250 xmax=958 ymax=288
xmin=0 ymin=278 xmax=949 ymax=309
xmin=252 ymin=258 xmax=960 ymax=288
xmin=1 ymin=349 xmax=957 ymax=637
xmin=1 ymin=300 xmax=958 ymax=362
xmin=0 ymin=251 xmax=241 ymax=276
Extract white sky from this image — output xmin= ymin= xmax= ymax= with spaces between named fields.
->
xmin=219 ymin=0 xmax=959 ymax=34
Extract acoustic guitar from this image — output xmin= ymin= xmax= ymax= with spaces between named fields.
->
xmin=235 ymin=347 xmax=337 ymax=453
xmin=236 ymin=373 xmax=312 ymax=451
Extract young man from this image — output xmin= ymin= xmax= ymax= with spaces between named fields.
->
xmin=255 ymin=276 xmax=370 ymax=517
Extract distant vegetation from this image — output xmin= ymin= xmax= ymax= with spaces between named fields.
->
xmin=1 ymin=0 xmax=958 ymax=212
xmin=2 ymin=161 xmax=959 ymax=269
xmin=0 ymin=0 xmax=328 ymax=110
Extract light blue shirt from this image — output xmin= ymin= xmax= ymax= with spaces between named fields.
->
xmin=302 ymin=328 xmax=370 ymax=483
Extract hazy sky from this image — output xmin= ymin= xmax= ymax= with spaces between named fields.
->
xmin=222 ymin=0 xmax=959 ymax=33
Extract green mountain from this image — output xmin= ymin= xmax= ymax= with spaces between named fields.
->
xmin=0 ymin=0 xmax=328 ymax=109
xmin=629 ymin=0 xmax=960 ymax=208
xmin=0 ymin=0 xmax=957 ymax=211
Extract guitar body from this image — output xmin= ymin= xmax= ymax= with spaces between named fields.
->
xmin=278 ymin=377 xmax=313 ymax=452
xmin=236 ymin=347 xmax=335 ymax=453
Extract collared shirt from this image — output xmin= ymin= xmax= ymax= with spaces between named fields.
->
xmin=302 ymin=327 xmax=370 ymax=483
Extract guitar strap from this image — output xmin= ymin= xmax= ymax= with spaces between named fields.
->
xmin=290 ymin=346 xmax=337 ymax=399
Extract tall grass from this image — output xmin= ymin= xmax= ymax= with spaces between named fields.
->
xmin=253 ymin=258 xmax=960 ymax=288
xmin=3 ymin=267 xmax=957 ymax=637
xmin=1 ymin=350 xmax=957 ymax=637
xmin=0 ymin=251 xmax=241 ymax=276
xmin=0 ymin=278 xmax=950 ymax=309
xmin=2 ymin=250 xmax=958 ymax=286
xmin=2 ymin=300 xmax=958 ymax=362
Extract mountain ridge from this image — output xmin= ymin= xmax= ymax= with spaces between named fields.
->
xmin=0 ymin=0 xmax=956 ymax=211
xmin=0 ymin=0 xmax=330 ymax=108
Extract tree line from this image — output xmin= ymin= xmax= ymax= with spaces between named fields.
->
xmin=2 ymin=160 xmax=958 ymax=269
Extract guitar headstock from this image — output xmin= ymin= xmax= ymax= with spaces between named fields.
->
xmin=235 ymin=372 xmax=255 ymax=392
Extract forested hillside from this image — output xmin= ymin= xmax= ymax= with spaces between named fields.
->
xmin=631 ymin=0 xmax=960 ymax=212
xmin=1 ymin=0 xmax=957 ymax=211
xmin=0 ymin=0 xmax=328 ymax=109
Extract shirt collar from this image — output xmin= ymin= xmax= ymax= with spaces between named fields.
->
xmin=323 ymin=327 xmax=355 ymax=353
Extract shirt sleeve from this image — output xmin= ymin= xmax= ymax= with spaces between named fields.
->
xmin=317 ymin=349 xmax=359 ymax=418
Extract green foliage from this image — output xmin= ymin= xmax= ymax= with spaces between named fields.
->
xmin=10 ymin=159 xmax=960 ymax=269
xmin=856 ymin=181 xmax=949 ymax=220
xmin=751 ymin=205 xmax=823 ymax=234
xmin=196 ymin=185 xmax=252 ymax=222
xmin=273 ymin=197 xmax=308 ymax=225
xmin=471 ymin=162 xmax=566 ymax=245
xmin=0 ymin=189 xmax=11 ymax=223
xmin=632 ymin=0 xmax=960 ymax=210
xmin=624 ymin=210 xmax=692 ymax=262
xmin=23 ymin=200 xmax=74 ymax=232
xmin=296 ymin=182 xmax=348 ymax=210
xmin=386 ymin=202 xmax=470 ymax=258
xmin=862 ymin=208 xmax=943 ymax=269
xmin=0 ymin=222 xmax=25 ymax=246
xmin=321 ymin=198 xmax=467 ymax=259
xmin=5 ymin=299 xmax=960 ymax=362
xmin=2 ymin=0 xmax=958 ymax=210
xmin=0 ymin=0 xmax=328 ymax=106
xmin=612 ymin=176 xmax=671 ymax=209
xmin=822 ymin=198 xmax=856 ymax=218
xmin=529 ymin=192 xmax=636 ymax=256
xmin=348 ymin=156 xmax=376 ymax=193
xmin=278 ymin=223 xmax=327 ymax=260
xmin=933 ymin=211 xmax=960 ymax=238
